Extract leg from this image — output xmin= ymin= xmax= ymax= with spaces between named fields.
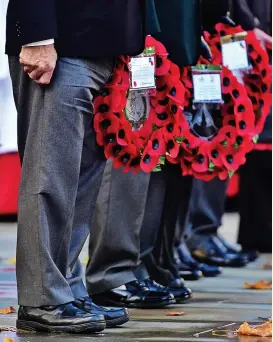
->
xmin=86 ymin=161 xmax=151 ymax=295
xmin=10 ymin=56 xmax=114 ymax=307
xmin=238 ymin=150 xmax=272 ymax=252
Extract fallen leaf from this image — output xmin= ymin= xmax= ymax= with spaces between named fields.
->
xmin=0 ymin=307 xmax=16 ymax=315
xmin=262 ymin=260 xmax=272 ymax=270
xmin=244 ymin=280 xmax=272 ymax=290
xmin=4 ymin=335 xmax=14 ymax=342
xmin=237 ymin=321 xmax=272 ymax=337
xmin=167 ymin=311 xmax=185 ymax=316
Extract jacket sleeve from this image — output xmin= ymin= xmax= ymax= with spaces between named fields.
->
xmin=233 ymin=0 xmax=258 ymax=30
xmin=18 ymin=0 xmax=58 ymax=45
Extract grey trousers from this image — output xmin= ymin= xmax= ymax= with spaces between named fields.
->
xmin=9 ymin=56 xmax=114 ymax=306
xmin=86 ymin=161 xmax=166 ymax=294
xmin=186 ymin=178 xmax=228 ymax=245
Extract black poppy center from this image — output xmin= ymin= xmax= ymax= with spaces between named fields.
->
xmin=130 ymin=157 xmax=141 ymax=167
xmin=143 ymin=154 xmax=151 ymax=164
xmin=167 ymin=123 xmax=174 ymax=133
xmin=106 ymin=133 xmax=116 ymax=143
xmin=232 ymin=89 xmax=240 ymax=98
xmin=211 ymin=149 xmax=219 ymax=158
xmin=167 ymin=140 xmax=175 ymax=150
xmin=236 ymin=136 xmax=243 ymax=145
xmin=256 ymin=55 xmax=262 ymax=63
xmin=121 ymin=153 xmax=130 ymax=164
xmin=101 ymin=119 xmax=111 ymax=129
xmin=196 ymin=154 xmax=205 ymax=164
xmin=113 ymin=145 xmax=122 ymax=156
xmin=223 ymin=77 xmax=230 ymax=86
xmin=228 ymin=120 xmax=236 ymax=126
xmin=157 ymin=112 xmax=168 ymax=120
xmin=238 ymin=105 xmax=245 ymax=112
xmin=114 ymin=112 xmax=120 ymax=118
xmin=226 ymin=155 xmax=233 ymax=164
xmin=99 ymin=104 xmax=109 ymax=113
xmin=171 ymin=105 xmax=178 ymax=114
xmin=239 ymin=121 xmax=247 ymax=130
xmin=118 ymin=129 xmax=126 ymax=139
xmin=152 ymin=139 xmax=159 ymax=150
xmin=169 ymin=87 xmax=177 ymax=97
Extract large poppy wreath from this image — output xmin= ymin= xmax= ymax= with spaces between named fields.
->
xmin=93 ymin=36 xmax=186 ymax=173
xmin=173 ymin=60 xmax=256 ymax=181
xmin=204 ymin=23 xmax=272 ymax=135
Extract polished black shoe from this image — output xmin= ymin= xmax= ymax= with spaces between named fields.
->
xmin=177 ymin=243 xmax=223 ymax=277
xmin=189 ymin=235 xmax=249 ymax=267
xmin=217 ymin=235 xmax=259 ymax=262
xmin=176 ymin=259 xmax=203 ymax=280
xmin=74 ymin=296 xmax=129 ymax=328
xmin=92 ymin=281 xmax=175 ymax=309
xmin=17 ymin=302 xmax=106 ymax=333
xmin=143 ymin=278 xmax=192 ymax=304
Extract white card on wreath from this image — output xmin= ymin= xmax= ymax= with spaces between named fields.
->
xmin=193 ymin=73 xmax=222 ymax=103
xmin=222 ymin=40 xmax=249 ymax=71
xmin=130 ymin=56 xmax=155 ymax=89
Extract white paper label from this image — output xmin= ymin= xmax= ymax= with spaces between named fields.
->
xmin=130 ymin=56 xmax=155 ymax=89
xmin=222 ymin=40 xmax=249 ymax=71
xmin=193 ymin=73 xmax=222 ymax=103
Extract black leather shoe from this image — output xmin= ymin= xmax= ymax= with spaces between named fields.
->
xmin=189 ymin=235 xmax=249 ymax=267
xmin=176 ymin=259 xmax=203 ymax=280
xmin=74 ymin=296 xmax=129 ymax=328
xmin=17 ymin=302 xmax=105 ymax=333
xmin=177 ymin=243 xmax=223 ymax=277
xmin=217 ymin=235 xmax=259 ymax=262
xmin=143 ymin=278 xmax=192 ymax=304
xmin=92 ymin=281 xmax=175 ymax=309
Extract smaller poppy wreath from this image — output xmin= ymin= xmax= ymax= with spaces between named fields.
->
xmin=93 ymin=36 xmax=186 ymax=173
xmin=204 ymin=22 xmax=272 ymax=135
xmin=173 ymin=62 xmax=256 ymax=181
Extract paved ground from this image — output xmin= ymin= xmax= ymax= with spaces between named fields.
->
xmin=0 ymin=215 xmax=271 ymax=342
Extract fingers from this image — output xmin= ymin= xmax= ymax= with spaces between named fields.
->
xmin=35 ymin=71 xmax=54 ymax=85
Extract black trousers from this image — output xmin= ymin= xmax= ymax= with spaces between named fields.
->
xmin=238 ymin=150 xmax=272 ymax=253
xmin=142 ymin=165 xmax=193 ymax=285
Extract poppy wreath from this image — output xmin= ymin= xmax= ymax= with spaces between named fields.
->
xmin=93 ymin=36 xmax=186 ymax=173
xmin=175 ymin=61 xmax=256 ymax=181
xmin=204 ymin=22 xmax=272 ymax=135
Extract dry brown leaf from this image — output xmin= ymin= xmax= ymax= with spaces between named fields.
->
xmin=244 ymin=280 xmax=272 ymax=290
xmin=3 ymin=335 xmax=14 ymax=342
xmin=0 ymin=307 xmax=16 ymax=315
xmin=237 ymin=321 xmax=272 ymax=337
xmin=167 ymin=311 xmax=185 ymax=316
xmin=262 ymin=260 xmax=272 ymax=270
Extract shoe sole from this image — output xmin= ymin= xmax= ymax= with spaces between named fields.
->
xmin=94 ymin=299 xmax=176 ymax=309
xmin=105 ymin=312 xmax=130 ymax=328
xmin=16 ymin=319 xmax=106 ymax=334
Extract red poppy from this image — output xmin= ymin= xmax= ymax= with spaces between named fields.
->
xmin=116 ymin=126 xmax=133 ymax=146
xmin=149 ymin=108 xmax=172 ymax=127
xmin=220 ymin=147 xmax=246 ymax=171
xmin=221 ymin=68 xmax=238 ymax=94
xmin=112 ymin=144 xmax=138 ymax=169
xmin=191 ymin=143 xmax=209 ymax=173
xmin=104 ymin=143 xmax=123 ymax=159
xmin=146 ymin=35 xmax=168 ymax=56
xmin=94 ymin=90 xmax=125 ymax=113
xmin=94 ymin=112 xmax=120 ymax=135
xmin=150 ymin=129 xmax=166 ymax=156
xmin=218 ymin=168 xmax=229 ymax=180
xmin=217 ymin=125 xmax=238 ymax=145
xmin=206 ymin=140 xmax=224 ymax=167
xmin=164 ymin=134 xmax=180 ymax=158
xmin=235 ymin=135 xmax=254 ymax=153
xmin=167 ymin=80 xmax=185 ymax=105
xmin=140 ymin=147 xmax=160 ymax=172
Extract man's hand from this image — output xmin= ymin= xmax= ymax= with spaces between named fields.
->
xmin=19 ymin=44 xmax=57 ymax=85
xmin=254 ymin=28 xmax=272 ymax=48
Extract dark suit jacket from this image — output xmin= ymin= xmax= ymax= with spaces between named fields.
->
xmin=6 ymin=0 xmax=145 ymax=57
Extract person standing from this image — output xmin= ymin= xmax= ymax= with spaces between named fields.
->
xmin=6 ymin=0 xmax=148 ymax=334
